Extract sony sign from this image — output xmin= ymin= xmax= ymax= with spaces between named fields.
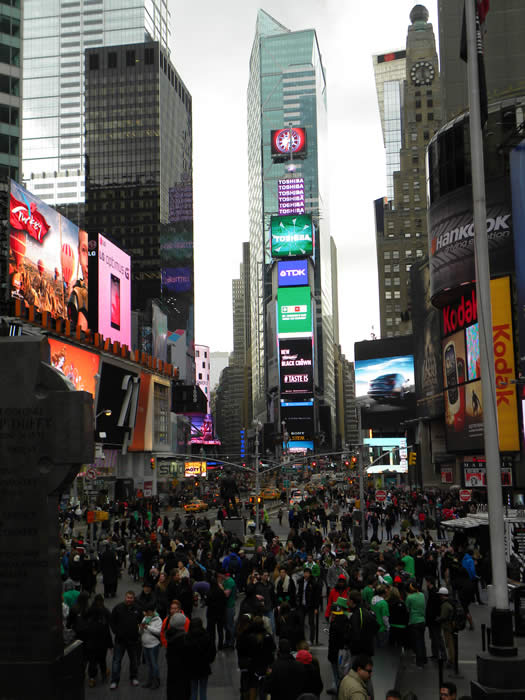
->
xmin=277 ymin=260 xmax=308 ymax=288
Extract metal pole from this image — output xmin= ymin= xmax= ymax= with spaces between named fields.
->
xmin=357 ymin=406 xmax=366 ymax=537
xmin=465 ymin=0 xmax=509 ymax=614
xmin=255 ymin=424 xmax=260 ymax=534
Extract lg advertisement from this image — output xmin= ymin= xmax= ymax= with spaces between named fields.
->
xmin=277 ymin=260 xmax=308 ymax=287
xmin=48 ymin=338 xmax=99 ymax=397
xmin=9 ymin=179 xmax=89 ymax=327
xmin=441 ymin=279 xmax=519 ymax=452
xmin=354 ymin=337 xmax=416 ymax=429
xmin=96 ymin=234 xmax=131 ymax=347
xmin=271 ymin=213 xmax=314 ymax=258
xmin=279 ymin=338 xmax=314 ymax=398
xmin=271 ymin=127 xmax=307 ymax=158
xmin=277 ymin=286 xmax=312 ymax=338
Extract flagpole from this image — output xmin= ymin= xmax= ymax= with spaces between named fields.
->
xmin=465 ymin=0 xmax=514 ymax=652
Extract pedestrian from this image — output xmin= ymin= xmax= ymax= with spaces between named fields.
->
xmin=348 ymin=591 xmax=378 ymax=658
xmin=109 ymin=590 xmax=143 ymax=690
xmin=371 ymin=585 xmax=390 ymax=647
xmin=386 ymin=587 xmax=408 ymax=649
xmin=263 ymin=638 xmax=307 ymax=700
xmin=297 ymin=567 xmax=322 ymax=645
xmin=139 ymin=605 xmax=162 ymax=689
xmin=206 ymin=572 xmax=227 ymax=650
xmin=426 ymin=577 xmax=446 ymax=660
xmin=223 ymin=570 xmax=237 ymax=648
xmin=99 ymin=544 xmax=120 ymax=598
xmin=295 ymin=648 xmax=323 ymax=698
xmin=435 ymin=587 xmax=455 ymax=668
xmin=405 ymin=582 xmax=427 ymax=668
xmin=275 ymin=565 xmax=297 ymax=610
xmin=338 ymin=653 xmax=373 ymax=700
xmin=326 ymin=597 xmax=351 ymax=695
xmin=439 ymin=682 xmax=457 ymax=699
xmin=166 ymin=612 xmax=190 ymax=699
xmin=183 ymin=617 xmax=216 ymax=700
xmin=85 ymin=593 xmax=113 ymax=688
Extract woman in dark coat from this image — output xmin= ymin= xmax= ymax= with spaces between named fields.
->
xmin=99 ymin=544 xmax=120 ymax=598
xmin=84 ymin=594 xmax=113 ymax=687
xmin=166 ymin=613 xmax=190 ymax=699
xmin=183 ymin=618 xmax=216 ymax=699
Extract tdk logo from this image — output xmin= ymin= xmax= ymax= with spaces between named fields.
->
xmin=278 ymin=260 xmax=308 ymax=287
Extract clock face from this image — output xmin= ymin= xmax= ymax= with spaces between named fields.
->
xmin=410 ymin=60 xmax=435 ymax=86
xmin=272 ymin=128 xmax=306 ymax=155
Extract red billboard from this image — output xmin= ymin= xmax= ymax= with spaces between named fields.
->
xmin=48 ymin=338 xmax=100 ymax=397
xmin=271 ymin=127 xmax=307 ymax=158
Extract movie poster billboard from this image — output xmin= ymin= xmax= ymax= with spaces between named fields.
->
xmin=279 ymin=337 xmax=314 ymax=398
xmin=271 ymin=214 xmax=314 ymax=258
xmin=48 ymin=338 xmax=100 ymax=397
xmin=277 ymin=286 xmax=312 ymax=338
xmin=9 ymin=179 xmax=88 ymax=324
xmin=184 ymin=412 xmax=221 ymax=446
xmin=410 ymin=259 xmax=444 ymax=418
xmin=354 ymin=337 xmax=416 ymax=429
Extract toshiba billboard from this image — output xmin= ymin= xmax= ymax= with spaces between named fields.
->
xmin=441 ymin=278 xmax=519 ymax=452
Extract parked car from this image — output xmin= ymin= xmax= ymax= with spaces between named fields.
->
xmin=367 ymin=373 xmax=409 ymax=402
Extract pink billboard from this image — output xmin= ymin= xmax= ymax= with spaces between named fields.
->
xmin=97 ymin=233 xmax=131 ymax=347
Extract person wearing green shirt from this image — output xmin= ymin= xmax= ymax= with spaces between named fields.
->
xmin=401 ymin=552 xmax=415 ymax=577
xmin=405 ymin=582 xmax=427 ymax=667
xmin=222 ymin=572 xmax=237 ymax=649
xmin=371 ymin=586 xmax=390 ymax=646
xmin=361 ymin=579 xmax=375 ymax=607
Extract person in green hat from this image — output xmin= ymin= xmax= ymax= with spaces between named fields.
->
xmin=371 ymin=585 xmax=390 ymax=647
xmin=327 ymin=597 xmax=351 ymax=695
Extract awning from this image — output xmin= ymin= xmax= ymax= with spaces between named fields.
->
xmin=366 ymin=465 xmax=407 ymax=474
xmin=441 ymin=515 xmax=488 ymax=530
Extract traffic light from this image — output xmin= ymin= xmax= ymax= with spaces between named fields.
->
xmin=351 ymin=456 xmax=357 ymax=468
xmin=344 ymin=460 xmax=350 ymax=467
xmin=150 ymin=457 xmax=156 ymax=470
xmin=312 ymin=461 xmax=317 ymax=468
xmin=409 ymin=451 xmax=417 ymax=466
xmin=195 ymin=480 xmax=199 ymax=488
xmin=257 ymin=496 xmax=262 ymax=504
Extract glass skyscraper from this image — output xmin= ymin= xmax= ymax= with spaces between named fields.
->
xmin=22 ymin=0 xmax=170 ymax=209
xmin=247 ymin=10 xmax=336 ymax=442
xmin=373 ymin=50 xmax=406 ymax=200
xmin=0 ymin=0 xmax=21 ymax=182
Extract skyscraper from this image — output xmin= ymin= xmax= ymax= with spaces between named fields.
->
xmin=0 ymin=0 xmax=21 ymax=183
xmin=372 ymin=50 xmax=406 ymax=200
xmin=247 ymin=10 xmax=336 ymax=447
xmin=84 ymin=41 xmax=193 ymax=362
xmin=22 ymin=0 xmax=170 ymax=209
xmin=374 ymin=5 xmax=441 ymax=338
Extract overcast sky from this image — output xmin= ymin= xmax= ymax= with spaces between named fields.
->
xmin=168 ymin=0 xmax=439 ymax=359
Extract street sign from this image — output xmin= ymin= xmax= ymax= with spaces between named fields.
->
xmin=283 ymin=480 xmax=290 ymax=487
xmin=400 ymin=448 xmax=408 ymax=459
xmin=459 ymin=489 xmax=472 ymax=502
xmin=86 ymin=468 xmax=96 ymax=480
xmin=375 ymin=490 xmax=387 ymax=502
xmin=400 ymin=459 xmax=408 ymax=468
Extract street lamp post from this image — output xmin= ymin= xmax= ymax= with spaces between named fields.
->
xmin=89 ymin=409 xmax=112 ymax=545
xmin=253 ymin=421 xmax=262 ymax=536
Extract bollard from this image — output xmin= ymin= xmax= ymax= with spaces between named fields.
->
xmin=481 ymin=623 xmax=486 ymax=652
xmin=453 ymin=632 xmax=459 ymax=675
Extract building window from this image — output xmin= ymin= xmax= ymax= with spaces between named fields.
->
xmin=196 ymin=350 xmax=200 ymax=357
xmin=403 ymin=194 xmax=410 ymax=203
xmin=392 ymin=250 xmax=399 ymax=259
xmin=427 ymin=99 xmax=433 ymax=107
xmin=406 ymin=249 xmax=412 ymax=257
xmin=394 ymin=291 xmax=401 ymax=299
xmin=198 ymin=373 xmax=202 ymax=380
xmin=384 ymin=264 xmax=391 ymax=273
xmin=88 ymin=53 xmax=99 ymax=70
xmin=107 ymin=52 xmax=117 ymax=68
xmin=415 ymin=231 xmax=422 ymax=238
xmin=416 ymin=249 xmax=423 ymax=257
xmin=383 ymin=251 xmax=391 ymax=260
xmin=428 ymin=112 xmax=434 ymax=121
xmin=415 ymin=113 xmax=422 ymax=122
xmin=410 ymin=133 xmax=417 ymax=142
xmin=412 ymin=156 xmax=419 ymax=165
xmin=385 ymin=278 xmax=392 ymax=286
xmin=388 ymin=221 xmax=395 ymax=229
xmin=385 ymin=291 xmax=392 ymax=299
xmin=394 ymin=303 xmax=401 ymax=312
xmin=386 ymin=304 xmax=392 ymax=312
xmin=153 ymin=383 xmax=169 ymax=445
xmin=386 ymin=318 xmax=393 ymax=326
xmin=204 ymin=352 xmax=207 ymax=358
xmin=426 ymin=89 xmax=432 ymax=96
xmin=394 ymin=277 xmax=400 ymax=286
xmin=415 ymin=90 xmax=421 ymax=96
xmin=415 ymin=99 xmax=421 ymax=108
xmin=406 ymin=264 xmax=412 ymax=271
xmin=404 ymin=232 xmax=411 ymax=238
xmin=126 ymin=50 xmax=136 ymax=66
xmin=145 ymin=47 xmax=154 ymax=64
xmin=393 ymin=263 xmax=400 ymax=272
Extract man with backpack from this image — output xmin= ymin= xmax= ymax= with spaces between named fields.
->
xmin=436 ymin=587 xmax=460 ymax=668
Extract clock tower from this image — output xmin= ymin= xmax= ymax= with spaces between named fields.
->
xmin=374 ymin=5 xmax=441 ymax=338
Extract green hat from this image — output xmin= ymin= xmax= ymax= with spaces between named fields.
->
xmin=335 ymin=596 xmax=349 ymax=609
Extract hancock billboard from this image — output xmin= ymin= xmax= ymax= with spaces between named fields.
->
xmin=279 ymin=337 xmax=314 ymax=398
xmin=428 ymin=177 xmax=514 ymax=303
xmin=277 ymin=286 xmax=312 ymax=338
xmin=271 ymin=213 xmax=314 ymax=258
xmin=9 ymin=179 xmax=88 ymax=326
xmin=277 ymin=259 xmax=308 ymax=287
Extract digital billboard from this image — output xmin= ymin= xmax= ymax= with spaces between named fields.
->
xmin=279 ymin=338 xmax=314 ymax=398
xmin=9 ymin=179 xmax=88 ymax=325
xmin=271 ymin=127 xmax=307 ymax=157
xmin=277 ymin=286 xmax=312 ymax=338
xmin=281 ymin=403 xmax=314 ymax=453
xmin=511 ymin=141 xmax=525 ymax=375
xmin=184 ymin=412 xmax=221 ymax=446
xmin=48 ymin=338 xmax=99 ymax=397
xmin=95 ymin=234 xmax=131 ymax=348
xmin=354 ymin=337 xmax=416 ymax=429
xmin=96 ymin=361 xmax=141 ymax=447
xmin=278 ymin=177 xmax=305 ymax=215
xmin=271 ymin=214 xmax=314 ymax=258
xmin=152 ymin=302 xmax=167 ymax=363
xmin=277 ymin=259 xmax=308 ymax=287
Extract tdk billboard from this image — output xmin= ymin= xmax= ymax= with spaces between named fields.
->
xmin=277 ymin=260 xmax=308 ymax=288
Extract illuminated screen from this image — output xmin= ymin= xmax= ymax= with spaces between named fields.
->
xmin=277 ymin=259 xmax=308 ymax=287
xmin=277 ymin=286 xmax=312 ymax=338
xmin=97 ymin=233 xmax=131 ymax=347
xmin=271 ymin=127 xmax=307 ymax=156
xmin=9 ymin=179 xmax=88 ymax=326
xmin=278 ymin=177 xmax=305 ymax=215
xmin=281 ymin=403 xmax=314 ymax=453
xmin=162 ymin=266 xmax=192 ymax=293
xmin=271 ymin=213 xmax=314 ymax=258
xmin=466 ymin=323 xmax=480 ymax=380
xmin=279 ymin=337 xmax=314 ymax=397
xmin=48 ymin=338 xmax=99 ymax=397
xmin=185 ymin=412 xmax=221 ymax=445
xmin=355 ymin=355 xmax=415 ymax=400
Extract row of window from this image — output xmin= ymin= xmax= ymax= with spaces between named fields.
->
xmin=384 ymin=264 xmax=413 ymax=273
xmin=415 ymin=112 xmax=434 ymax=122
xmin=383 ymin=249 xmax=423 ymax=260
xmin=0 ymin=44 xmax=19 ymax=67
xmin=0 ymin=74 xmax=18 ymax=96
xmin=385 ymin=291 xmax=401 ymax=299
xmin=0 ymin=104 xmax=18 ymax=125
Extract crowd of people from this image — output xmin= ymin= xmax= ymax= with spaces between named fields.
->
xmin=59 ymin=488 xmax=488 ymax=699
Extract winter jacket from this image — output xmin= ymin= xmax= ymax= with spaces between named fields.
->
xmin=140 ymin=612 xmax=162 ymax=648
xmin=263 ymin=653 xmax=307 ymax=700
xmin=183 ymin=627 xmax=216 ymax=679
xmin=338 ymin=669 xmax=368 ymax=700
xmin=110 ymin=601 xmax=142 ymax=645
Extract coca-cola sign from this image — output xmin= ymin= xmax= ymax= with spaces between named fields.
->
xmin=10 ymin=194 xmax=50 ymax=243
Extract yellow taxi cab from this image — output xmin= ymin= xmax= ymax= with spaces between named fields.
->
xmin=184 ymin=499 xmax=208 ymax=512
xmin=261 ymin=487 xmax=280 ymax=500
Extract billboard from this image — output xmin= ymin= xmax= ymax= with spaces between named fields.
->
xmin=271 ymin=213 xmax=314 ymax=258
xmin=279 ymin=338 xmax=314 ymax=398
xmin=354 ymin=337 xmax=416 ymax=429
xmin=278 ymin=177 xmax=305 ymax=215
xmin=510 ymin=141 xmax=525 ymax=374
xmin=184 ymin=461 xmax=206 ymax=478
xmin=152 ymin=302 xmax=167 ymax=363
xmin=96 ymin=361 xmax=140 ymax=447
xmin=48 ymin=338 xmax=99 ymax=397
xmin=94 ymin=234 xmax=131 ymax=347
xmin=281 ymin=403 xmax=314 ymax=452
xmin=277 ymin=259 xmax=308 ymax=287
xmin=184 ymin=412 xmax=221 ymax=445
xmin=9 ymin=179 xmax=88 ymax=325
xmin=428 ymin=176 xmax=514 ymax=303
xmin=410 ymin=259 xmax=444 ymax=418
xmin=277 ymin=286 xmax=312 ymax=338
xmin=441 ymin=280 xmax=519 ymax=452
xmin=271 ymin=127 xmax=307 ymax=157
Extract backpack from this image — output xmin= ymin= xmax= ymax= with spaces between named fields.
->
xmin=227 ymin=555 xmax=240 ymax=574
xmin=450 ymin=600 xmax=467 ymax=632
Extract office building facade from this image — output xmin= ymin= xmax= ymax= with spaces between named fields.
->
xmin=247 ymin=10 xmax=337 ymax=448
xmin=374 ymin=5 xmax=441 ymax=338
xmin=22 ymin=0 xmax=170 ymax=208
xmin=0 ymin=0 xmax=21 ymax=183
